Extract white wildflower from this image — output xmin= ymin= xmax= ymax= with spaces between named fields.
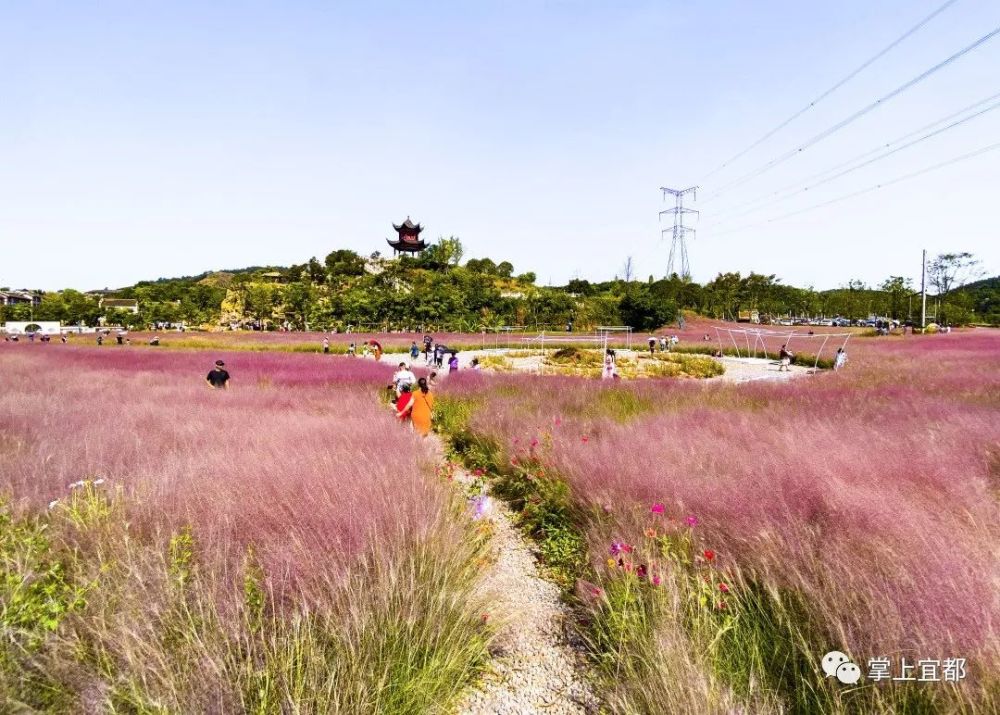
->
xmin=470 ymin=495 xmax=493 ymax=521
xmin=48 ymin=499 xmax=59 ymax=510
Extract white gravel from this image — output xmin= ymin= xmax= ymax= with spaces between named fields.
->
xmin=379 ymin=349 xmax=815 ymax=384
xmin=452 ymin=468 xmax=600 ymax=715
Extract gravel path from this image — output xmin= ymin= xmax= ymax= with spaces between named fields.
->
xmin=708 ymin=355 xmax=813 ymax=382
xmin=450 ymin=466 xmax=601 ymax=715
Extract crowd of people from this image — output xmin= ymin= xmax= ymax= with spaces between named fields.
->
xmin=646 ymin=334 xmax=679 ymax=354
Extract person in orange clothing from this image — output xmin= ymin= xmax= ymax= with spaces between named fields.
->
xmin=409 ymin=377 xmax=435 ymax=437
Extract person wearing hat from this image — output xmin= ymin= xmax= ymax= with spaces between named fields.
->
xmin=206 ymin=360 xmax=230 ymax=389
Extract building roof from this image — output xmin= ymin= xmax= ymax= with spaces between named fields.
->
xmin=102 ymin=298 xmax=139 ymax=307
xmin=392 ymin=217 xmax=423 ymax=235
xmin=386 ymin=238 xmax=427 ymax=252
xmin=0 ymin=290 xmax=38 ymax=303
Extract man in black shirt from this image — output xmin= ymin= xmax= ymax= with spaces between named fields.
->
xmin=206 ymin=360 xmax=230 ymax=389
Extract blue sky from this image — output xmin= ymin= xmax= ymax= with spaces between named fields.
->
xmin=1 ymin=0 xmax=997 ymax=291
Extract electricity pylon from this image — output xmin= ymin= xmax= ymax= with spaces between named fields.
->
xmin=659 ymin=186 xmax=698 ymax=279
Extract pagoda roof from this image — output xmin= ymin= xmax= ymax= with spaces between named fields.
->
xmin=387 ymin=237 xmax=427 ymax=252
xmin=393 ymin=217 xmax=423 ymax=234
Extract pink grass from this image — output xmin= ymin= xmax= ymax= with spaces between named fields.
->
xmin=444 ymin=331 xmax=1000 ymax=662
xmin=0 ymin=346 xmax=443 ymax=591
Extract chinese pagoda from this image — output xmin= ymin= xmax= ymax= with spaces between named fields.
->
xmin=387 ymin=217 xmax=427 ymax=255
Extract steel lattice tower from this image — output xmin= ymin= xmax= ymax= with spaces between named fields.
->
xmin=659 ymin=186 xmax=698 ymax=278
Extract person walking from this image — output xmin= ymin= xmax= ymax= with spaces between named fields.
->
xmin=434 ymin=343 xmax=445 ymax=369
xmin=393 ymin=362 xmax=416 ymax=397
xmin=422 ymin=334 xmax=433 ymax=363
xmin=322 ymin=338 xmax=330 ymax=354
xmin=648 ymin=336 xmax=656 ymax=355
xmin=834 ymin=347 xmax=848 ymax=371
xmin=602 ymin=352 xmax=615 ymax=379
xmin=448 ymin=352 xmax=459 ymax=374
xmin=778 ymin=344 xmax=794 ymax=372
xmin=395 ymin=384 xmax=415 ymax=423
xmin=348 ymin=341 xmax=356 ymax=357
xmin=410 ymin=341 xmax=420 ymax=361
xmin=409 ymin=377 xmax=435 ymax=437
xmin=659 ymin=336 xmax=667 ymax=352
xmin=206 ymin=360 xmax=230 ymax=389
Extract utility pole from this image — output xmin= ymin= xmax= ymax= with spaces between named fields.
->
xmin=659 ymin=186 xmax=698 ymax=279
xmin=920 ymin=248 xmax=927 ymax=329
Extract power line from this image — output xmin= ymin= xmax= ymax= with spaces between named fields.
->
xmin=699 ymin=0 xmax=961 ymax=182
xmin=704 ymin=94 xmax=1000 ymax=227
xmin=708 ymin=140 xmax=1000 ymax=237
xmin=701 ymin=24 xmax=1000 ymax=202
xmin=708 ymin=89 xmax=1000 ymax=220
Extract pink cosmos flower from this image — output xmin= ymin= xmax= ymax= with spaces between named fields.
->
xmin=650 ymin=503 xmax=665 ymax=514
xmin=652 ymin=575 xmax=662 ymax=586
xmin=685 ymin=515 xmax=699 ymax=527
xmin=718 ymin=582 xmax=730 ymax=593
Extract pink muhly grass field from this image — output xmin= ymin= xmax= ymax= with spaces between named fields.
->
xmin=444 ymin=331 xmax=1000 ymax=681
xmin=0 ymin=344 xmax=495 ymax=711
xmin=0 ymin=345 xmax=439 ymax=588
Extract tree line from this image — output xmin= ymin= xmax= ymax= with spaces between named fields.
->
xmin=2 ymin=242 xmax=993 ymax=330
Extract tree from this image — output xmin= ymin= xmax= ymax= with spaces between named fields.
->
xmin=246 ymin=284 xmax=278 ymax=328
xmin=283 ymin=282 xmax=315 ymax=329
xmin=419 ymin=237 xmax=464 ymax=270
xmin=622 ymin=256 xmax=635 ymax=283
xmin=307 ymin=257 xmax=326 ymax=284
xmin=324 ymin=250 xmax=366 ymax=280
xmin=496 ymin=261 xmax=514 ymax=278
xmin=618 ymin=288 xmax=676 ymax=331
xmin=928 ymin=252 xmax=982 ymax=325
xmin=566 ymin=278 xmax=591 ymax=296
xmin=879 ymin=276 xmax=912 ymax=320
xmin=704 ymin=272 xmax=742 ymax=319
xmin=466 ymin=258 xmax=497 ymax=275
xmin=516 ymin=272 xmax=537 ymax=285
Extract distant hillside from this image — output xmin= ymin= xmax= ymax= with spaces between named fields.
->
xmin=954 ymin=275 xmax=1000 ymax=324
